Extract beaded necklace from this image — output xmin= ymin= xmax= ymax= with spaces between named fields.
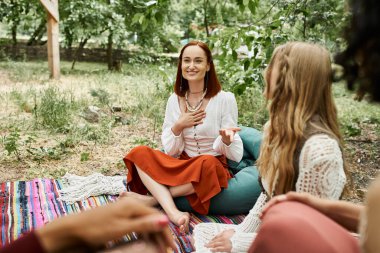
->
xmin=185 ymin=88 xmax=207 ymax=112
xmin=193 ymin=125 xmax=201 ymax=154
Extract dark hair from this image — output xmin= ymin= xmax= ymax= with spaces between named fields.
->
xmin=174 ymin=41 xmax=221 ymax=98
xmin=335 ymin=0 xmax=380 ymax=102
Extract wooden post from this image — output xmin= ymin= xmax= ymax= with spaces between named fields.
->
xmin=40 ymin=0 xmax=60 ymax=79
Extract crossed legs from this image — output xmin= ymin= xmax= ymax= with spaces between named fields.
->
xmin=121 ymin=165 xmax=194 ymax=233
xmin=121 ymin=180 xmax=194 ymax=206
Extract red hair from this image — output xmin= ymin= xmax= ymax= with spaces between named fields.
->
xmin=174 ymin=41 xmax=221 ymax=98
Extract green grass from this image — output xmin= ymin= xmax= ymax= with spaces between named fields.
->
xmin=0 ymin=60 xmax=174 ymax=166
xmin=1 ymin=60 xmax=379 ymax=138
xmin=334 ymin=83 xmax=380 ymax=138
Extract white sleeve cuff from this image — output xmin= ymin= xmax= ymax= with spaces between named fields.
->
xmin=213 ymin=135 xmax=243 ymax=162
xmin=231 ymin=232 xmax=256 ymax=253
xmin=170 ymin=128 xmax=183 ymax=138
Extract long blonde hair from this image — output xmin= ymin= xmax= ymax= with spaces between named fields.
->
xmin=257 ymin=42 xmax=345 ymax=195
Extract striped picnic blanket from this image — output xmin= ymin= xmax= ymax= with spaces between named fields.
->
xmin=0 ymin=179 xmax=245 ymax=253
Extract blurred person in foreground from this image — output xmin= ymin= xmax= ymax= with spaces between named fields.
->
xmin=0 ymin=197 xmax=175 ymax=253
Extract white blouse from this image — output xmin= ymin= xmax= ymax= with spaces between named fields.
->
xmin=161 ymin=91 xmax=243 ymax=162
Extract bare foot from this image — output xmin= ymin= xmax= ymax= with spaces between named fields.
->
xmin=118 ymin=191 xmax=158 ymax=206
xmin=168 ymin=211 xmax=190 ymax=234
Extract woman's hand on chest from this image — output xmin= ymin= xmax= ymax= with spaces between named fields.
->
xmin=172 ymin=109 xmax=206 ymax=136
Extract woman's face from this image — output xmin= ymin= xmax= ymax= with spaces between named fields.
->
xmin=181 ymin=45 xmax=210 ymax=83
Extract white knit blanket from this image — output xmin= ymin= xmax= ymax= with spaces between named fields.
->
xmin=58 ymin=173 xmax=126 ymax=204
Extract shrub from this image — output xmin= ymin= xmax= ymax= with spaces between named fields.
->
xmin=35 ymin=87 xmax=72 ymax=132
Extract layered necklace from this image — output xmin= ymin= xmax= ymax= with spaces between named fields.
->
xmin=185 ymin=88 xmax=207 ymax=112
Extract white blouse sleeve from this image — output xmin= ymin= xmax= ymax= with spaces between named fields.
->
xmin=161 ymin=94 xmax=185 ymax=157
xmin=227 ymin=193 xmax=267 ymax=253
xmin=212 ymin=92 xmax=243 ymax=162
xmin=296 ymin=134 xmax=346 ymax=200
xmin=236 ymin=192 xmax=267 ymax=233
xmin=230 ymin=233 xmax=257 ymax=253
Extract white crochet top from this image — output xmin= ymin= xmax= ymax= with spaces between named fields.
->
xmin=193 ymin=134 xmax=346 ymax=253
xmin=161 ymin=91 xmax=243 ymax=162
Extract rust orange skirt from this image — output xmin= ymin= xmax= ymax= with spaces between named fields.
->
xmin=123 ymin=146 xmax=231 ymax=214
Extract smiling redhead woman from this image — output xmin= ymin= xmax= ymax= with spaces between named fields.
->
xmin=121 ymin=41 xmax=243 ymax=233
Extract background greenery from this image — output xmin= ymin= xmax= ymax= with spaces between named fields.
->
xmin=0 ymin=0 xmax=348 ymax=87
xmin=0 ymin=0 xmax=353 ymax=130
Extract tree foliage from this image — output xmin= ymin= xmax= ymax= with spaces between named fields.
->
xmin=0 ymin=0 xmax=45 ymax=45
xmin=208 ymin=0 xmax=348 ymax=94
xmin=0 ymin=0 xmax=348 ymax=91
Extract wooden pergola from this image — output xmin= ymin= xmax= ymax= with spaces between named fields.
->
xmin=40 ymin=0 xmax=60 ymax=79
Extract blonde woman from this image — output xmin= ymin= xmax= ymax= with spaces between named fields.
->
xmin=249 ymin=0 xmax=380 ymax=252
xmin=192 ymin=42 xmax=348 ymax=253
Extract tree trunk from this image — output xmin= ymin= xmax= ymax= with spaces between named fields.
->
xmin=303 ymin=14 xmax=307 ymax=39
xmin=10 ymin=0 xmax=18 ymax=45
xmin=64 ymin=27 xmax=73 ymax=49
xmin=71 ymin=38 xmax=88 ymax=70
xmin=203 ymin=0 xmax=210 ymax=37
xmin=107 ymin=32 xmax=113 ymax=70
xmin=302 ymin=0 xmax=308 ymax=39
xmin=11 ymin=22 xmax=18 ymax=45
xmin=27 ymin=20 xmax=46 ymax=46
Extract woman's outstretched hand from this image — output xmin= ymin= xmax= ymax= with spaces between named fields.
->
xmin=205 ymin=229 xmax=235 ymax=253
xmin=219 ymin=127 xmax=241 ymax=146
xmin=36 ymin=197 xmax=175 ymax=253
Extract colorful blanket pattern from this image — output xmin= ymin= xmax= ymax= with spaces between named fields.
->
xmin=0 ymin=179 xmax=245 ymax=253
